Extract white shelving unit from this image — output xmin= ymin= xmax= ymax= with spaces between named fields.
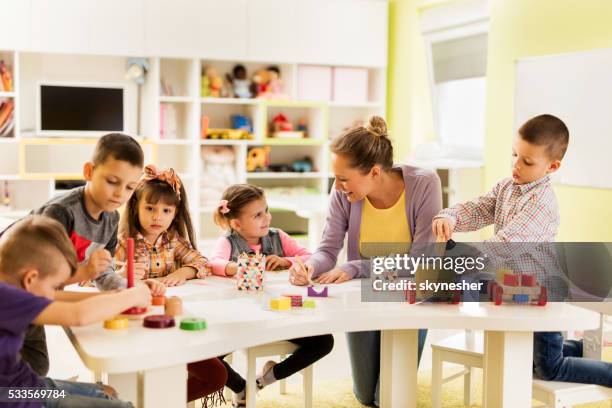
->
xmin=0 ymin=1 xmax=388 ymax=247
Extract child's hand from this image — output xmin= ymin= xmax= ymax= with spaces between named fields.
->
xmin=116 ymin=261 xmax=148 ymax=280
xmin=142 ymin=279 xmax=166 ymax=296
xmin=83 ymin=249 xmax=112 ymax=280
xmin=129 ymin=284 xmax=153 ymax=308
xmin=432 ymin=217 xmax=455 ymax=242
xmin=196 ymin=263 xmax=212 ymax=279
xmin=289 ymin=262 xmax=313 ymax=286
xmin=158 ymin=267 xmax=194 ymax=287
xmin=225 ymin=262 xmax=238 ymax=277
xmin=266 ymin=255 xmax=291 ymax=271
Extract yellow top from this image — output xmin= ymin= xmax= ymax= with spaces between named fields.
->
xmin=359 ymin=191 xmax=411 ymax=257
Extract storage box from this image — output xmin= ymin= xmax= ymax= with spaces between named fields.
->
xmin=333 ymin=67 xmax=368 ymax=103
xmin=298 ymin=65 xmax=332 ymax=101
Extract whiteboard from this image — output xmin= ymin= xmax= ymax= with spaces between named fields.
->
xmin=515 ymin=48 xmax=612 ymax=189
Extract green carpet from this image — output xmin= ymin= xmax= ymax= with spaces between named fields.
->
xmin=216 ymin=349 xmax=612 ymax=408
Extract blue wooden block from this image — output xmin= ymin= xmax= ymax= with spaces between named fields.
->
xmin=513 ymin=294 xmax=530 ymax=302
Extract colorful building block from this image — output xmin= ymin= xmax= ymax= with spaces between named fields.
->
xmin=143 ymin=315 xmax=175 ymax=329
xmin=503 ymin=274 xmax=519 ymax=286
xmin=521 ymin=274 xmax=536 ymax=287
xmin=152 ymin=296 xmax=166 ymax=306
xmin=236 ymin=252 xmax=265 ymax=291
xmin=283 ymin=294 xmax=303 ymax=307
xmin=180 ymin=318 xmax=207 ymax=331
xmin=302 ymin=299 xmax=316 ymax=308
xmin=307 ymin=286 xmax=328 ymax=297
xmin=270 ymin=297 xmax=291 ymax=310
xmin=513 ymin=294 xmax=530 ymax=303
xmin=104 ymin=317 xmax=129 ymax=330
xmin=165 ymin=296 xmax=183 ymax=316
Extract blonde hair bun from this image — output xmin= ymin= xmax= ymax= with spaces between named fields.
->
xmin=366 ymin=116 xmax=388 ymax=138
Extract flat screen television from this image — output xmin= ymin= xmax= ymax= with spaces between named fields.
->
xmin=37 ymin=83 xmax=126 ymax=136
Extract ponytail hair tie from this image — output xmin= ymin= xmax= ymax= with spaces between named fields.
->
xmin=219 ymin=200 xmax=230 ymax=214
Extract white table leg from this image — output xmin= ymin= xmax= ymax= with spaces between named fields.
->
xmin=108 ymin=372 xmax=138 ymax=406
xmin=483 ymin=331 xmax=533 ymax=408
xmin=141 ymin=364 xmax=186 ymax=408
xmin=380 ymin=329 xmax=418 ymax=408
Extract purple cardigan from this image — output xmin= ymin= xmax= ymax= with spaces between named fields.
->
xmin=308 ymin=165 xmax=443 ymax=279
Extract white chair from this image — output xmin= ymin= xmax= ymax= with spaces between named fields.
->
xmin=234 ymin=341 xmax=313 ymax=408
xmin=431 ymin=329 xmax=612 ymax=408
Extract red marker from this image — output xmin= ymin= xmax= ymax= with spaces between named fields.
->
xmin=127 ymin=237 xmax=134 ymax=289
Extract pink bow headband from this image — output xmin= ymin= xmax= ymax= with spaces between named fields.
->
xmin=139 ymin=164 xmax=182 ymax=200
xmin=219 ymin=199 xmax=230 ymax=214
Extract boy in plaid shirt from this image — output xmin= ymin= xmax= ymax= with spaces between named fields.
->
xmin=433 ymin=114 xmax=612 ymax=386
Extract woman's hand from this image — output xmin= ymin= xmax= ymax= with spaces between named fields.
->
xmin=288 ymin=262 xmax=313 ymax=286
xmin=314 ymin=267 xmax=350 ymax=284
xmin=266 ymin=255 xmax=291 ymax=271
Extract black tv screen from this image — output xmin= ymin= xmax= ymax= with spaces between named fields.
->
xmin=40 ymin=85 xmax=124 ymax=132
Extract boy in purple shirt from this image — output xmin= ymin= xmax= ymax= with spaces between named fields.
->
xmin=0 ymin=216 xmax=151 ymax=407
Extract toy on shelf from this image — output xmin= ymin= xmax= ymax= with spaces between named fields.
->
xmin=0 ymin=99 xmax=15 ymax=138
xmin=270 ymin=113 xmax=305 ymax=139
xmin=1 ymin=180 xmax=10 ymax=209
xmin=231 ymin=114 xmax=253 ymax=133
xmin=270 ymin=297 xmax=291 ymax=310
xmin=120 ymin=238 xmax=148 ymax=318
xmin=165 ymin=296 xmax=183 ymax=316
xmin=201 ymin=67 xmax=228 ymax=98
xmin=307 ymin=286 xmax=328 ymax=298
xmin=236 ymin=252 xmax=265 ymax=291
xmin=252 ymin=66 xmax=287 ymax=99
xmin=488 ymin=268 xmax=547 ymax=306
xmin=200 ymin=145 xmax=238 ymax=207
xmin=205 ymin=128 xmax=252 ymax=140
xmin=0 ymin=60 xmax=14 ymax=92
xmin=246 ymin=146 xmax=271 ymax=172
xmin=292 ymin=157 xmax=314 ymax=173
xmin=143 ymin=315 xmax=175 ymax=329
xmin=226 ymin=64 xmax=253 ymax=99
xmin=160 ymin=77 xmax=174 ymax=96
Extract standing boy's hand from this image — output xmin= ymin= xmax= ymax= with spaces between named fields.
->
xmin=142 ymin=279 xmax=166 ymax=296
xmin=266 ymin=255 xmax=291 ymax=271
xmin=432 ymin=217 xmax=456 ymax=242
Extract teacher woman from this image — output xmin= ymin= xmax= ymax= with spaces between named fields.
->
xmin=289 ymin=115 xmax=442 ymax=406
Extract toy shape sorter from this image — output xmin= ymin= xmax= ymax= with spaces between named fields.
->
xmin=236 ymin=252 xmax=265 ymax=291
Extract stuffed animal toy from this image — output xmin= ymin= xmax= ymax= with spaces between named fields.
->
xmin=200 ymin=146 xmax=238 ymax=207
xmin=247 ymin=146 xmax=271 ymax=172
xmin=227 ymin=64 xmax=252 ymax=99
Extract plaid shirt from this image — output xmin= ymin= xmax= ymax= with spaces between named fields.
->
xmin=436 ymin=176 xmax=564 ymax=293
xmin=115 ymin=230 xmax=208 ymax=279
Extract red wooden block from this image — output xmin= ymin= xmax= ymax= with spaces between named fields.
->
xmin=521 ymin=275 xmax=536 ymax=287
xmin=503 ymin=274 xmax=519 ymax=286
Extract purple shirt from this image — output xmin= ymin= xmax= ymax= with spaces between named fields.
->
xmin=0 ymin=282 xmax=51 ymax=388
xmin=308 ymin=165 xmax=442 ymax=279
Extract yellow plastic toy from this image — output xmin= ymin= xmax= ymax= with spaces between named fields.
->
xmin=270 ymin=297 xmax=291 ymax=310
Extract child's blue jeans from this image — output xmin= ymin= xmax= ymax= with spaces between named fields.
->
xmin=533 ymin=331 xmax=612 ymax=386
xmin=41 ymin=378 xmax=134 ymax=407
